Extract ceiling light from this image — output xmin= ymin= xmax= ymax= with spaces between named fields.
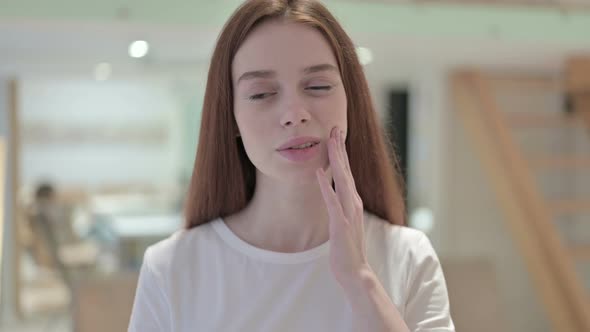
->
xmin=355 ymin=46 xmax=373 ymax=66
xmin=129 ymin=40 xmax=149 ymax=58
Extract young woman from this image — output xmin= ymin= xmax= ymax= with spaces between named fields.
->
xmin=128 ymin=0 xmax=455 ymax=331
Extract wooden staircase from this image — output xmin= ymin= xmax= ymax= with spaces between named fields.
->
xmin=452 ymin=66 xmax=590 ymax=332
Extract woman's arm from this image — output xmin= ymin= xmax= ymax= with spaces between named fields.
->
xmin=403 ymin=233 xmax=455 ymax=331
xmin=342 ymin=266 xmax=410 ymax=332
xmin=342 ymin=234 xmax=455 ymax=332
xmin=128 ymin=247 xmax=172 ymax=332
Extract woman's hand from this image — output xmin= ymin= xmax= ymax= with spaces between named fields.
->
xmin=316 ymin=126 xmax=372 ymax=289
xmin=316 ymin=126 xmax=411 ymax=332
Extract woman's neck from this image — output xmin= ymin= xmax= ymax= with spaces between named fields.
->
xmin=224 ymin=170 xmax=332 ymax=253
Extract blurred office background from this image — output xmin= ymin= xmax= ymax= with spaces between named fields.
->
xmin=1 ymin=0 xmax=590 ymax=331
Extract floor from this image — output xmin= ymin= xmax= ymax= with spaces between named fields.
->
xmin=0 ymin=314 xmax=71 ymax=332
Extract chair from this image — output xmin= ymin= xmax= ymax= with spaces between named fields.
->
xmin=72 ymin=272 xmax=139 ymax=332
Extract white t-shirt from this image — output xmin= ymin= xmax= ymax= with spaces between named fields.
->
xmin=128 ymin=211 xmax=455 ymax=332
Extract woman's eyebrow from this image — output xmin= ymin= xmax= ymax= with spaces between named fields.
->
xmin=302 ymin=63 xmax=338 ymax=74
xmin=237 ymin=70 xmax=276 ymax=85
xmin=236 ymin=63 xmax=338 ymax=85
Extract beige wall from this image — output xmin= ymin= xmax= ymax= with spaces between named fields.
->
xmin=445 ymin=106 xmax=550 ymax=332
xmin=440 ymin=76 xmax=590 ymax=332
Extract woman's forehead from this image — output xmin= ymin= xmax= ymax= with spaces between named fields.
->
xmin=232 ymin=20 xmax=338 ymax=79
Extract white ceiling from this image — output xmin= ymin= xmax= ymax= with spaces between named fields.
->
xmin=0 ymin=20 xmax=217 ymax=64
xmin=361 ymin=0 xmax=590 ymax=10
xmin=0 ymin=1 xmax=589 ymax=78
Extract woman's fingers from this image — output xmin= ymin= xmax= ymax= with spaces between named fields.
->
xmin=339 ymin=129 xmax=359 ymax=196
xmin=339 ymin=129 xmax=351 ymax=174
xmin=316 ymin=167 xmax=347 ymax=228
xmin=328 ymin=127 xmax=355 ymax=218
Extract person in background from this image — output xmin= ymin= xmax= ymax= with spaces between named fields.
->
xmin=25 ymin=182 xmax=73 ymax=290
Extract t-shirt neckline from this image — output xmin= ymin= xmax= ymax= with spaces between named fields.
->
xmin=211 ymin=217 xmax=330 ymax=264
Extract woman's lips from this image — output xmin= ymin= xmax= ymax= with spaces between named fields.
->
xmin=276 ymin=136 xmax=321 ymax=151
xmin=277 ymin=142 xmax=320 ymax=162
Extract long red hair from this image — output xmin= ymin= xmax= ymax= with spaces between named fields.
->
xmin=184 ymin=0 xmax=406 ymax=229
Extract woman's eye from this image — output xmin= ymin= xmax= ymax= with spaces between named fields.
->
xmin=248 ymin=92 xmax=276 ymax=101
xmin=306 ymin=86 xmax=332 ymax=91
xmin=247 ymin=86 xmax=331 ymax=100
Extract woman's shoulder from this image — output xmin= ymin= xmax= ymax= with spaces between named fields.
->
xmin=141 ymin=217 xmax=221 ymax=273
xmin=365 ymin=209 xmax=444 ymax=285
xmin=363 ymin=210 xmax=427 ymax=248
xmin=363 ymin=209 xmax=438 ymax=270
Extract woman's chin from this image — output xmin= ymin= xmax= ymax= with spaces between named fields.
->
xmin=280 ymin=167 xmax=322 ymax=185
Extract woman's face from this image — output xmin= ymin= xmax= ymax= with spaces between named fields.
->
xmin=232 ymin=19 xmax=347 ymax=184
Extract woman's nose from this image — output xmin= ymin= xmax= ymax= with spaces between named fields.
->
xmin=280 ymin=100 xmax=311 ymax=127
